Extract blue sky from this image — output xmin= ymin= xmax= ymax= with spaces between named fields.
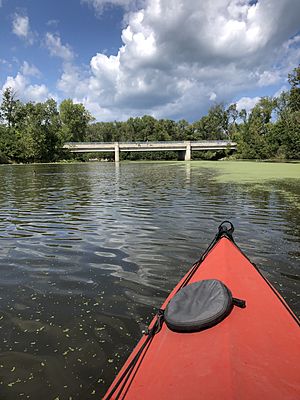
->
xmin=0 ymin=0 xmax=124 ymax=97
xmin=0 ymin=0 xmax=300 ymax=122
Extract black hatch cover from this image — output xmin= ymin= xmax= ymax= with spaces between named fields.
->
xmin=164 ymin=279 xmax=235 ymax=332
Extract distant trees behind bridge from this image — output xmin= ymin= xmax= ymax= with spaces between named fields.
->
xmin=0 ymin=65 xmax=299 ymax=163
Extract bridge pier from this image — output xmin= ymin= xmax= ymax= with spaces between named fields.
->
xmin=178 ymin=141 xmax=191 ymax=161
xmin=185 ymin=141 xmax=191 ymax=161
xmin=114 ymin=142 xmax=120 ymax=162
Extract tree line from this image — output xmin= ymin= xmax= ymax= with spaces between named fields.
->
xmin=0 ymin=65 xmax=299 ymax=163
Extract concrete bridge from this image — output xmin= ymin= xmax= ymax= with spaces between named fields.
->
xmin=63 ymin=140 xmax=237 ymax=161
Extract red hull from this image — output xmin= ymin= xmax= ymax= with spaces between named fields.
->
xmin=104 ymin=236 xmax=300 ymax=399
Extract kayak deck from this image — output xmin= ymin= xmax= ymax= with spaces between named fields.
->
xmin=104 ymin=235 xmax=300 ymax=399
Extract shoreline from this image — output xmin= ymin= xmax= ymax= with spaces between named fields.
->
xmin=1 ymin=158 xmax=300 ymax=167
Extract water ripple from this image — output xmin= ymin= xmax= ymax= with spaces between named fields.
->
xmin=0 ymin=162 xmax=299 ymax=399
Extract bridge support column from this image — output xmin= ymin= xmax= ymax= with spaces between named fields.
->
xmin=185 ymin=141 xmax=191 ymax=161
xmin=114 ymin=142 xmax=120 ymax=162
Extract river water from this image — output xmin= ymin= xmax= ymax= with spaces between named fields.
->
xmin=0 ymin=161 xmax=299 ymax=399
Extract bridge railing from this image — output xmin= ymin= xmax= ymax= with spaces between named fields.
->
xmin=64 ymin=140 xmax=236 ymax=146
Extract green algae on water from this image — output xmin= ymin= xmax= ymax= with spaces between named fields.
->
xmin=189 ymin=161 xmax=300 ymax=183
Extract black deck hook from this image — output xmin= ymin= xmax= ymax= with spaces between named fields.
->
xmin=217 ymin=221 xmax=235 ymax=240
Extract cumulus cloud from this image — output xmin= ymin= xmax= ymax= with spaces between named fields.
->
xmin=45 ymin=33 xmax=74 ymax=62
xmin=1 ymin=72 xmax=53 ymax=103
xmin=21 ymin=61 xmax=41 ymax=78
xmin=70 ymin=0 xmax=298 ymax=120
xmin=12 ymin=13 xmax=34 ymax=44
xmin=12 ymin=0 xmax=299 ymax=121
xmin=236 ymin=96 xmax=260 ymax=112
xmin=81 ymin=0 xmax=143 ymax=15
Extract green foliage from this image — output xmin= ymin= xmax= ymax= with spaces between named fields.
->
xmin=288 ymin=65 xmax=300 ymax=112
xmin=0 ymin=88 xmax=22 ymax=128
xmin=0 ymin=96 xmax=72 ymax=163
xmin=192 ymin=104 xmax=228 ymax=140
xmin=0 ymin=65 xmax=299 ymax=164
xmin=59 ymin=99 xmax=94 ymax=142
xmin=233 ymin=66 xmax=300 ymax=160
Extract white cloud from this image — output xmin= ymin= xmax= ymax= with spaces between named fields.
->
xmin=81 ymin=0 xmax=143 ymax=14
xmin=8 ymin=0 xmax=300 ymax=121
xmin=57 ymin=64 xmax=90 ymax=100
xmin=21 ymin=61 xmax=41 ymax=78
xmin=47 ymin=19 xmax=59 ymax=27
xmin=1 ymin=72 xmax=53 ymax=103
xmin=26 ymin=84 xmax=51 ymax=102
xmin=69 ymin=0 xmax=299 ymax=121
xmin=45 ymin=33 xmax=74 ymax=62
xmin=236 ymin=96 xmax=260 ymax=112
xmin=209 ymin=92 xmax=217 ymax=101
xmin=257 ymin=70 xmax=281 ymax=87
xmin=12 ymin=13 xmax=34 ymax=44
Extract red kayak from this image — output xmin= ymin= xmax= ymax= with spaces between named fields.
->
xmin=103 ymin=222 xmax=300 ymax=399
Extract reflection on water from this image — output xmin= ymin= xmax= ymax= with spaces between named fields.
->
xmin=0 ymin=161 xmax=299 ymax=399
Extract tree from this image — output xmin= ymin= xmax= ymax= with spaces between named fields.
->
xmin=5 ymin=99 xmax=63 ymax=163
xmin=193 ymin=104 xmax=228 ymax=140
xmin=176 ymin=119 xmax=192 ymax=140
xmin=25 ymin=99 xmax=63 ymax=162
xmin=239 ymin=109 xmax=247 ymax=124
xmin=288 ymin=65 xmax=300 ymax=112
xmin=154 ymin=119 xmax=175 ymax=141
xmin=0 ymin=88 xmax=25 ymax=161
xmin=249 ymin=97 xmax=276 ymax=128
xmin=267 ymin=66 xmax=300 ymax=159
xmin=0 ymin=87 xmax=22 ymax=128
xmin=59 ymin=99 xmax=94 ymax=142
xmin=234 ymin=98 xmax=276 ymax=159
xmin=227 ymin=103 xmax=239 ymax=139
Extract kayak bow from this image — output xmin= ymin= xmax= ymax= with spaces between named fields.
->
xmin=104 ymin=221 xmax=300 ymax=400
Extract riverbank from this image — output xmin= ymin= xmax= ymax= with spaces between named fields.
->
xmin=1 ymin=157 xmax=300 ymax=167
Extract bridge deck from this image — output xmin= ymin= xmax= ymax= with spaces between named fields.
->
xmin=63 ymin=140 xmax=236 ymax=153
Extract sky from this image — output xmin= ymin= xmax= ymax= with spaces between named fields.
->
xmin=0 ymin=0 xmax=299 ymax=122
